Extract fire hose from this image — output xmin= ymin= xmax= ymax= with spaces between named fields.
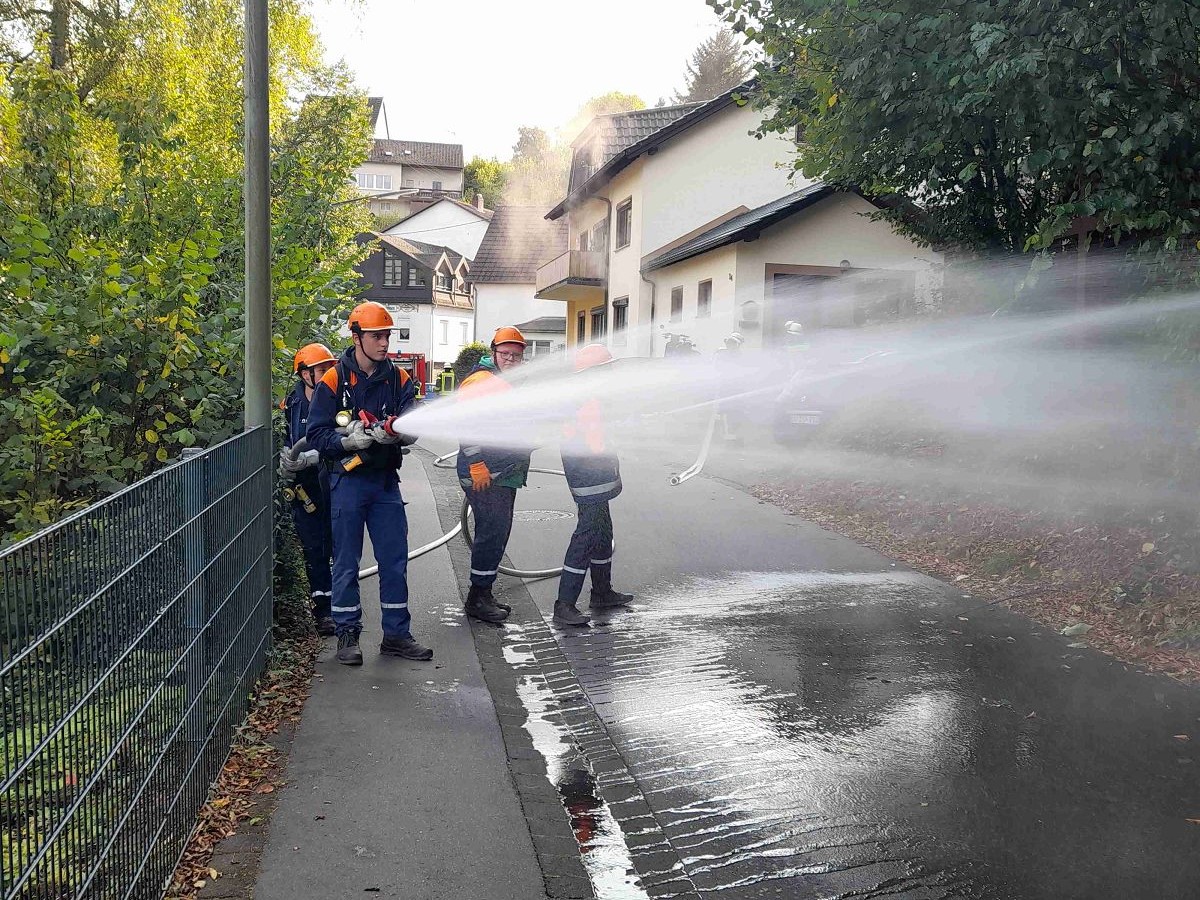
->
xmin=286 ymin=424 xmax=709 ymax=581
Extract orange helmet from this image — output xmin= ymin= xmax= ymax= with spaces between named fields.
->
xmin=490 ymin=325 xmax=526 ymax=349
xmin=574 ymin=343 xmax=614 ymax=373
xmin=348 ymin=301 xmax=394 ymax=334
xmin=293 ymin=342 xmax=336 ymax=374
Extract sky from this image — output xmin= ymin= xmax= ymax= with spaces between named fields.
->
xmin=308 ymin=0 xmax=729 ymax=160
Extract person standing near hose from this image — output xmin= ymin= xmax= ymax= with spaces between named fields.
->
xmin=554 ymin=343 xmax=634 ymax=627
xmin=456 ymin=326 xmax=532 ymax=624
xmin=279 ymin=343 xmax=337 ymax=636
xmin=307 ymin=301 xmax=432 ymax=666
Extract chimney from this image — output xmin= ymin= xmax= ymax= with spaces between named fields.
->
xmin=474 ymin=192 xmax=486 ymax=211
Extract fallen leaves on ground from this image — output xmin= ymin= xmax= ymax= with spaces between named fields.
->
xmin=164 ymin=624 xmax=319 ymax=900
xmin=753 ymin=477 xmax=1200 ymax=684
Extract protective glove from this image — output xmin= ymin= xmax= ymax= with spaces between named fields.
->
xmin=469 ymin=461 xmax=492 ymax=491
xmin=340 ymin=420 xmax=374 ymax=452
xmin=371 ymin=425 xmax=404 ymax=445
xmin=377 ymin=416 xmax=417 ymax=446
xmin=280 ymin=449 xmax=318 ymax=473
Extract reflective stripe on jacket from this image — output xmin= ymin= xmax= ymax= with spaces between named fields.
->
xmin=561 ymin=397 xmax=621 ymax=504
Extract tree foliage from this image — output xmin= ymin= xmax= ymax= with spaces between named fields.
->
xmin=463 ymin=155 xmax=507 ymax=208
xmin=0 ymin=0 xmax=371 ymax=541
xmin=674 ymin=27 xmax=752 ymax=104
xmin=712 ymin=0 xmax=1200 ymax=254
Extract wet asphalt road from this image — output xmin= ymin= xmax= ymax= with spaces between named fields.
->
xmin=489 ymin=448 xmax=1200 ymax=900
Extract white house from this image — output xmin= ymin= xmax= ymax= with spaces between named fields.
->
xmin=350 ymin=101 xmax=466 ymax=220
xmin=470 ymin=205 xmax=568 ymax=353
xmin=383 ymin=196 xmax=493 ymax=261
xmin=534 ymin=89 xmax=940 ymax=357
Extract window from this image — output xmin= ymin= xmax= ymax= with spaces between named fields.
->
xmin=590 ymin=306 xmax=607 ymax=339
xmin=383 ymin=251 xmax=403 ymax=287
xmin=436 ymin=273 xmax=452 ymax=291
xmin=403 ymin=178 xmax=415 ymax=188
xmin=355 ymin=172 xmax=392 ymax=190
xmin=697 ymin=280 xmax=712 ymax=318
xmin=389 ymin=312 xmax=412 ymax=342
xmin=377 ymin=201 xmax=394 ymax=213
xmin=578 ymin=230 xmax=590 ymax=252
xmin=396 ymin=328 xmax=411 ymax=341
xmin=591 ymin=220 xmax=608 ymax=254
xmin=407 ymin=265 xmax=426 ymax=288
xmin=432 ymin=180 xmax=442 ymax=191
xmin=460 ymin=322 xmax=469 ymax=344
xmin=615 ymin=199 xmax=632 ymax=249
xmin=577 ymin=311 xmax=586 ymax=343
xmin=612 ymin=297 xmax=628 ymax=344
xmin=530 ymin=340 xmax=552 ymax=358
xmin=670 ymin=286 xmax=683 ymax=322
xmin=440 ymin=320 xmax=449 ymax=344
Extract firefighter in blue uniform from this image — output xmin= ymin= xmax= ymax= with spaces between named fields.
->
xmin=455 ymin=326 xmax=532 ymax=624
xmin=306 ymin=301 xmax=432 ymax=666
xmin=554 ymin=343 xmax=634 ymax=627
xmin=279 ymin=343 xmax=338 ymax=636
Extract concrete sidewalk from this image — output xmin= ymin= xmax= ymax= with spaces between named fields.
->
xmin=252 ymin=451 xmax=545 ymax=900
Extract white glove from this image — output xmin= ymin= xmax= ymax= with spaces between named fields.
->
xmin=340 ymin=421 xmax=374 ymax=452
xmin=371 ymin=425 xmax=404 ymax=445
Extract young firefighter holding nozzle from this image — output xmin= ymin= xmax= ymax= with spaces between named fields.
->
xmin=553 ymin=344 xmax=634 ymax=627
xmin=455 ymin=326 xmax=533 ymax=624
xmin=306 ymin=301 xmax=433 ymax=666
xmin=278 ymin=343 xmax=338 ymax=637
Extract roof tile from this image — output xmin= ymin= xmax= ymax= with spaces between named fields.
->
xmin=470 ymin=206 xmax=568 ymax=284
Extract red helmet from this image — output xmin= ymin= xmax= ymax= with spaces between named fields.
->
xmin=348 ymin=301 xmax=394 ymax=334
xmin=491 ymin=325 xmax=527 ymax=350
xmin=574 ymin=343 xmax=614 ymax=373
xmin=293 ymin=342 xmax=336 ymax=373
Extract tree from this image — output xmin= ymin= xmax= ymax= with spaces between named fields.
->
xmin=505 ymin=126 xmax=570 ymax=206
xmin=674 ymin=27 xmax=752 ymax=104
xmin=463 ymin=155 xmax=508 ymax=208
xmin=712 ymin=0 xmax=1200 ymax=255
xmin=0 ymin=0 xmax=371 ymax=540
xmin=579 ymin=91 xmax=645 ymax=118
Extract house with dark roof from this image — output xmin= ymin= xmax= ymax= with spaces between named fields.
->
xmin=383 ymin=195 xmax=494 ymax=261
xmin=535 ymin=87 xmax=941 ymax=357
xmin=353 ymin=233 xmax=475 ymax=369
xmin=352 ymin=100 xmax=466 ymax=220
xmin=471 ymin=206 xmax=568 ymax=355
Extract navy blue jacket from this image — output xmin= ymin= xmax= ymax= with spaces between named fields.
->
xmin=307 ymin=347 xmax=416 ymax=473
xmin=561 ymin=398 xmax=622 ymax=505
xmin=282 ymin=381 xmax=325 ymax=494
xmin=455 ymin=359 xmax=532 ymax=490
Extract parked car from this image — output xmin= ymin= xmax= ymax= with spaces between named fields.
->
xmin=772 ymin=349 xmax=896 ymax=445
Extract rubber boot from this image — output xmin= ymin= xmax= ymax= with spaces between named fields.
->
xmin=590 ymin=589 xmax=633 ymax=609
xmin=465 ymin=584 xmax=508 ymax=624
xmin=553 ymin=601 xmax=590 ymax=627
xmin=336 ymin=630 xmax=363 ymax=666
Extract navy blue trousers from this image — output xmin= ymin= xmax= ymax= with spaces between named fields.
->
xmin=465 ymin=486 xmax=516 ymax=588
xmin=290 ymin=475 xmax=332 ymax=620
xmin=557 ymin=501 xmax=613 ymax=604
xmin=329 ymin=469 xmax=411 ymax=638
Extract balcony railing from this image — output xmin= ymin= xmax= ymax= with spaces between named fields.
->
xmin=535 ymin=250 xmax=607 ymax=294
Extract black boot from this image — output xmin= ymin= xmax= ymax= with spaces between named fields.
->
xmin=553 ymin=601 xmax=590 ymax=627
xmin=336 ymin=630 xmax=363 ymax=666
xmin=315 ymin=616 xmax=336 ymax=637
xmin=380 ymin=634 xmax=434 ymax=661
xmin=465 ymin=585 xmax=508 ymax=624
xmin=590 ymin=588 xmax=633 ymax=609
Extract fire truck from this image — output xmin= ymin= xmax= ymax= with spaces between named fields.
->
xmin=389 ymin=352 xmax=428 ymax=400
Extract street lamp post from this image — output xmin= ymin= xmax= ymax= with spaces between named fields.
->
xmin=244 ymin=0 xmax=271 ymax=430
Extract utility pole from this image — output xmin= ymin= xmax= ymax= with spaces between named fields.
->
xmin=244 ymin=0 xmax=272 ymax=429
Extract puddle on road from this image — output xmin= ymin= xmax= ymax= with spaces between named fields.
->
xmin=503 ymin=627 xmax=653 ymax=900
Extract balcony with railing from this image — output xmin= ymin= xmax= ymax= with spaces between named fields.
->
xmin=534 ymin=250 xmax=606 ymax=302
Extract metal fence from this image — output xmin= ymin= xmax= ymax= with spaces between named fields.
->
xmin=1 ymin=427 xmax=274 ymax=900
